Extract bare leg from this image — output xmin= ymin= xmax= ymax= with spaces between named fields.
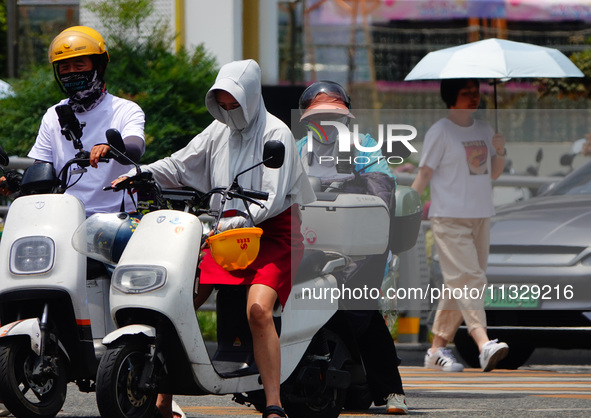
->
xmin=194 ymin=283 xmax=214 ymax=309
xmin=156 ymin=393 xmax=173 ymax=418
xmin=430 ymin=334 xmax=448 ymax=353
xmin=470 ymin=327 xmax=490 ymax=352
xmin=155 ymin=284 xmax=213 ymax=418
xmin=246 ymin=284 xmax=282 ymax=417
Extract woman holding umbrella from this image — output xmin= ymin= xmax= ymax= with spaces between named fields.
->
xmin=411 ymin=78 xmax=509 ymax=373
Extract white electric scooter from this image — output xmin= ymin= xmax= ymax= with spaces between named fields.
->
xmin=0 ymin=107 xmax=132 ymax=418
xmin=75 ymin=137 xmax=421 ymax=418
xmin=72 ymin=139 xmax=381 ymax=418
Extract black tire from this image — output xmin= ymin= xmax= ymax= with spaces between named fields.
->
xmin=283 ymin=330 xmax=350 ymax=418
xmin=96 ymin=342 xmax=158 ymax=418
xmin=454 ymin=329 xmax=534 ymax=370
xmin=0 ymin=338 xmax=67 ymax=418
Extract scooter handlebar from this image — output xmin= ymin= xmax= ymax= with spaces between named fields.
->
xmin=240 ymin=188 xmax=269 ymax=201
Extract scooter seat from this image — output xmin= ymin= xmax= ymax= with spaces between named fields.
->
xmin=294 ymin=249 xmax=328 ymax=285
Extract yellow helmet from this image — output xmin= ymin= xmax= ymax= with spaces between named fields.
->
xmin=206 ymin=227 xmax=263 ymax=271
xmin=48 ymin=26 xmax=110 ymax=64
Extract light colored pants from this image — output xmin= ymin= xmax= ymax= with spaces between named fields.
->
xmin=430 ymin=217 xmax=490 ymax=342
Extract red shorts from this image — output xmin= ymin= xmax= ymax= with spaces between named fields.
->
xmin=199 ymin=204 xmax=304 ymax=307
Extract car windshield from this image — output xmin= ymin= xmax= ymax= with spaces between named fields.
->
xmin=545 ymin=160 xmax=591 ymax=196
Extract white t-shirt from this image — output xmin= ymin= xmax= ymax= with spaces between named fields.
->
xmin=28 ymin=94 xmax=145 ymax=216
xmin=419 ymin=117 xmax=496 ymax=218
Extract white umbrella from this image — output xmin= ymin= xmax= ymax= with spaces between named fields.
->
xmin=404 ymin=38 xmax=585 ymax=129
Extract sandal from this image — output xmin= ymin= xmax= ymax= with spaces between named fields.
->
xmin=172 ymin=400 xmax=186 ymax=418
xmin=151 ymin=401 xmax=185 ymax=418
xmin=262 ymin=405 xmax=287 ymax=418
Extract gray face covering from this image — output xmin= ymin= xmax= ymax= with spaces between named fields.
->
xmin=220 ymin=107 xmax=248 ymax=131
xmin=311 ymin=126 xmax=339 ymax=144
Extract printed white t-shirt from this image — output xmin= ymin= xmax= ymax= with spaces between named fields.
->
xmin=419 ymin=117 xmax=496 ymax=218
xmin=28 ymin=94 xmax=145 ymax=216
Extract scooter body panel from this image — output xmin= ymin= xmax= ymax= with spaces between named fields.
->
xmin=0 ymin=193 xmax=113 ymax=374
xmin=278 ymin=274 xmax=339 ymax=380
xmin=0 ymin=194 xmax=88 ymax=320
xmin=106 ymin=208 xmax=338 ymax=396
xmin=109 ymin=210 xmax=207 ymax=364
xmin=108 ymin=210 xmax=252 ymax=393
xmin=0 ymin=317 xmax=42 ymax=355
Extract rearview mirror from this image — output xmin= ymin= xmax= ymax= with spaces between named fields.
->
xmin=106 ymin=128 xmax=136 ymax=167
xmin=535 ymin=148 xmax=543 ymax=164
xmin=106 ymin=129 xmax=127 ymax=156
xmin=263 ymin=140 xmax=285 ymax=169
xmin=0 ymin=144 xmax=9 ymax=166
xmin=560 ymin=153 xmax=574 ymax=167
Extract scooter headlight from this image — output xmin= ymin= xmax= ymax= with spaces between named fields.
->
xmin=10 ymin=236 xmax=55 ymax=275
xmin=112 ymin=266 xmax=167 ymax=294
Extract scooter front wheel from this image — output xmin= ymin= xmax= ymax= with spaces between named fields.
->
xmin=96 ymin=342 xmax=159 ymax=418
xmin=0 ymin=338 xmax=67 ymax=418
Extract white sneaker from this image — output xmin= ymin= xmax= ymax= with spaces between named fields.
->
xmin=424 ymin=347 xmax=464 ymax=372
xmin=385 ymin=393 xmax=408 ymax=415
xmin=479 ymin=339 xmax=509 ymax=372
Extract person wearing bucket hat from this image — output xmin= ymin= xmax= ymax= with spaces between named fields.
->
xmin=25 ymin=26 xmax=145 ymax=217
xmin=296 ymin=81 xmax=408 ymax=415
xmin=296 ymin=80 xmax=392 ymax=184
xmin=412 ymin=78 xmax=509 ymax=373
xmin=112 ymin=59 xmax=315 ymax=418
xmin=298 ymin=80 xmax=354 ymax=121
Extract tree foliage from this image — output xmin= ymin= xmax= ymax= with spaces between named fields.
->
xmin=536 ymin=49 xmax=591 ymax=101
xmin=0 ymin=67 xmax=63 ymax=156
xmin=0 ymin=0 xmax=218 ymax=163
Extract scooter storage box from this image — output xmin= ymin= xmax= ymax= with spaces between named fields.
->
xmin=300 ymin=192 xmax=389 ymax=256
xmin=389 ymin=185 xmax=422 ymax=254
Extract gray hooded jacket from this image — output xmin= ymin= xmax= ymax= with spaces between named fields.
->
xmin=134 ymin=59 xmax=315 ymax=223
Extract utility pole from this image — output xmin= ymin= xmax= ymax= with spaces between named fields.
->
xmin=6 ymin=0 xmax=18 ymax=78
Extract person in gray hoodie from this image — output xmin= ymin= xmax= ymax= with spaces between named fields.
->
xmin=113 ymin=59 xmax=315 ymax=418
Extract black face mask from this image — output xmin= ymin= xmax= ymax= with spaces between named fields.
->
xmin=59 ymin=69 xmax=106 ymax=112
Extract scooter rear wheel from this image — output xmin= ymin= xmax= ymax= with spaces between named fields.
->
xmin=0 ymin=338 xmax=67 ymax=418
xmin=96 ymin=342 xmax=159 ymax=418
xmin=283 ymin=329 xmax=350 ymax=418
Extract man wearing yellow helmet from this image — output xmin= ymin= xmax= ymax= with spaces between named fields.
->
xmin=27 ymin=26 xmax=145 ymax=216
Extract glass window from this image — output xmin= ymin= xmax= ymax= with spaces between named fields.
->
xmin=17 ymin=1 xmax=80 ymax=71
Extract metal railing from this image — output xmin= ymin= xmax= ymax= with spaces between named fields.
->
xmin=391 ymin=171 xmax=564 ymax=188
xmin=0 ymin=162 xmax=566 ymax=217
xmin=4 ymin=156 xmax=33 ymax=170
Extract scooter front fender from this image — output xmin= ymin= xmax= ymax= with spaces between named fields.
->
xmin=0 ymin=318 xmax=42 ymax=355
xmin=102 ymin=324 xmax=156 ymax=346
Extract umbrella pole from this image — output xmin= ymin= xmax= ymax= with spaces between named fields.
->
xmin=493 ymin=80 xmax=498 ymax=132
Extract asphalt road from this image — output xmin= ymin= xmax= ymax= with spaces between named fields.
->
xmin=2 ymin=362 xmax=590 ymax=417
